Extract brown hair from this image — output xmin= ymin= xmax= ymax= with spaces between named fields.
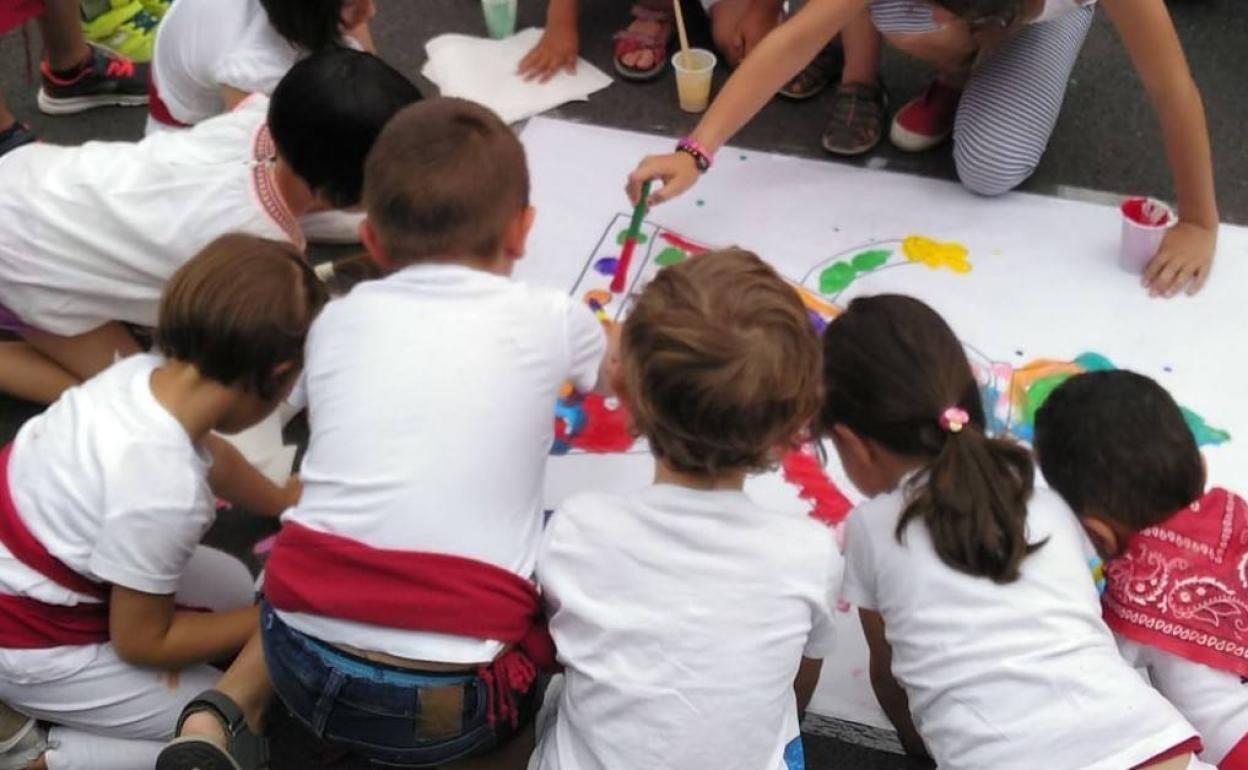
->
xmin=622 ymin=249 xmax=822 ymax=476
xmin=1035 ymin=370 xmax=1204 ymax=531
xmin=158 ymin=234 xmax=329 ymax=399
xmin=818 ymin=295 xmax=1040 ymax=584
xmin=363 ymin=97 xmax=529 ymax=264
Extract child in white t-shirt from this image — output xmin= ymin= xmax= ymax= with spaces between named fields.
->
xmin=532 ymin=248 xmax=838 ymax=770
xmin=156 ymin=98 xmax=609 ymax=770
xmin=149 ymin=0 xmax=375 ymax=132
xmin=825 ymin=294 xmax=1211 ymax=770
xmin=0 ymin=49 xmax=418 ymax=518
xmin=0 ymin=234 xmax=329 ymax=770
xmin=1036 ymin=370 xmax=1248 ymax=769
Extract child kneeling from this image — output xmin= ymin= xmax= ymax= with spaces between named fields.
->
xmin=157 ymin=97 xmax=610 ymax=770
xmin=1037 ymin=370 xmax=1248 ymax=770
xmin=0 ymin=235 xmax=327 ymax=770
xmin=532 ymin=249 xmax=840 ymax=770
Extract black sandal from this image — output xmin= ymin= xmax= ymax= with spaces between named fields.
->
xmin=779 ymin=44 xmax=844 ymax=101
xmin=155 ymin=690 xmax=269 ymax=770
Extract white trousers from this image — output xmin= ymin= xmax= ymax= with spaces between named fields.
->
xmin=0 ymin=547 xmax=254 ymax=770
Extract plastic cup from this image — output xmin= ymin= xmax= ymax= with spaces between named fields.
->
xmin=1119 ymin=196 xmax=1175 ymax=274
xmin=481 ymin=0 xmax=516 ymax=39
xmin=672 ymin=49 xmax=716 ymax=113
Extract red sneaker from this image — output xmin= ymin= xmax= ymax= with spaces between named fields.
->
xmin=889 ymin=78 xmax=962 ymax=153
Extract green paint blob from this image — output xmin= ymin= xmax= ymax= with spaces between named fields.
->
xmin=1023 ymin=373 xmax=1074 ymax=424
xmin=850 ymin=249 xmax=891 ymax=272
xmin=616 ymin=230 xmax=650 ymax=246
xmin=1182 ymin=407 xmax=1231 ymax=447
xmin=655 ymin=247 xmax=686 ymax=267
xmin=819 ymin=262 xmax=856 ymax=294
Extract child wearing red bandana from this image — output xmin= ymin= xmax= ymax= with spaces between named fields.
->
xmin=1037 ymin=370 xmax=1248 ymax=770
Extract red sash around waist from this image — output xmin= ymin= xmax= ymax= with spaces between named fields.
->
xmin=262 ymin=520 xmax=557 ymax=726
xmin=0 ymin=444 xmax=110 ymax=648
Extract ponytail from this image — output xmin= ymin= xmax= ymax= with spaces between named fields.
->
xmin=820 ymin=295 xmax=1044 ymax=584
xmin=899 ymin=425 xmax=1039 ymax=584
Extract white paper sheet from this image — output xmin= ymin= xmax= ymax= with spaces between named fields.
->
xmin=421 ymin=29 xmax=613 ymax=124
xmin=516 ymin=116 xmax=1248 ymax=729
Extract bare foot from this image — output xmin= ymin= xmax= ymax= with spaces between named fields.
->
xmin=620 ymin=19 xmax=662 ymax=71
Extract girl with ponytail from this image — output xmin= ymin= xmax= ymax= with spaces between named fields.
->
xmin=822 ymin=295 xmax=1207 ymax=770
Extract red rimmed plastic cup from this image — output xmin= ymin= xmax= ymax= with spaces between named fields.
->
xmin=1119 ymin=196 xmax=1175 ymax=274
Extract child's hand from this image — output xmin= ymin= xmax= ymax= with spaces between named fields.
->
xmin=627 ymin=152 xmax=700 ymax=206
xmin=518 ymin=23 xmax=579 ymax=83
xmin=1142 ymin=221 xmax=1216 ymax=297
xmin=279 ymin=474 xmax=303 ymax=511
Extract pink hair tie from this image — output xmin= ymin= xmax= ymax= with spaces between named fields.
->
xmin=938 ymin=407 xmax=970 ymax=434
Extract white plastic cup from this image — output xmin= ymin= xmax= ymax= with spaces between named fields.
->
xmin=672 ymin=49 xmax=716 ymax=113
xmin=1119 ymin=196 xmax=1176 ymax=274
xmin=481 ymin=0 xmax=516 ymax=39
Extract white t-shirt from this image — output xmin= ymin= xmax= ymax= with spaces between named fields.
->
xmin=1118 ymin=636 xmax=1248 ymax=765
xmin=842 ymin=485 xmax=1198 ymax=770
xmin=152 ymin=0 xmax=362 ymax=127
xmin=0 ymin=95 xmax=300 ymax=336
xmin=276 ymin=263 xmax=606 ymax=663
xmin=532 ymin=484 xmax=840 ymax=770
xmin=0 ymin=354 xmax=215 ymax=681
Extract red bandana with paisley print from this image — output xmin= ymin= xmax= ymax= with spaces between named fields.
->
xmin=1103 ymin=488 xmax=1248 ymax=677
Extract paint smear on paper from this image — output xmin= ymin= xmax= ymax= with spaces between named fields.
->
xmin=593 ymin=257 xmax=619 ymax=275
xmin=902 ymin=235 xmax=971 ymax=274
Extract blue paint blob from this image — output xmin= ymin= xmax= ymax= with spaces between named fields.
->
xmin=807 ymin=310 xmax=827 ymax=336
xmin=594 ymin=257 xmax=619 ymax=276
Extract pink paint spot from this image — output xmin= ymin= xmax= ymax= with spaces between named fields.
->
xmin=851 ymin=667 xmax=864 ymax=677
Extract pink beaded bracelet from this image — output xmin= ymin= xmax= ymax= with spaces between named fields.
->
xmin=676 ymin=137 xmax=714 ymax=173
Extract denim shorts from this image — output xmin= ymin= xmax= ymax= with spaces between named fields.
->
xmin=260 ymin=602 xmax=541 ymax=768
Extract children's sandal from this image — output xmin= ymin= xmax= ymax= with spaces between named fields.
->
xmin=155 ymin=690 xmax=269 ymax=770
xmin=613 ymin=4 xmax=674 ymax=81
xmin=779 ymin=44 xmax=844 ymax=101
xmin=821 ymin=82 xmax=888 ymax=157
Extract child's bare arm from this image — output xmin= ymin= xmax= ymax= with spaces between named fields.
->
xmin=793 ymin=656 xmax=824 ymax=719
xmin=1102 ymin=0 xmax=1217 ymax=297
xmin=628 ymin=0 xmax=868 ymax=205
xmin=109 ymin=586 xmax=258 ymax=670
xmin=860 ymin=609 xmax=929 ymax=760
xmin=220 ymin=86 xmax=250 ymax=111
xmin=203 ymin=434 xmax=301 ymax=518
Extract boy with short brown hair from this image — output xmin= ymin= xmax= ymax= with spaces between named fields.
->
xmin=159 ymin=97 xmax=610 ymax=770
xmin=533 ymin=249 xmax=839 ymax=770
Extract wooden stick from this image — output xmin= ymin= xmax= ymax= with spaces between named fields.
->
xmin=672 ymin=0 xmax=691 ymax=68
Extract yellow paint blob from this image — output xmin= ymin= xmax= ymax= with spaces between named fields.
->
xmin=901 ymin=236 xmax=972 ymax=274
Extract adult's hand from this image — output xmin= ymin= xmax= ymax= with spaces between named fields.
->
xmin=626 ymin=151 xmax=700 ymax=206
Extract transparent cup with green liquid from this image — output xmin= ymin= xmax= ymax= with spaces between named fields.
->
xmin=481 ymin=0 xmax=517 ymax=39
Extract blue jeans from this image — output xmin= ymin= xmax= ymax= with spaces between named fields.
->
xmin=260 ymin=602 xmax=539 ymax=768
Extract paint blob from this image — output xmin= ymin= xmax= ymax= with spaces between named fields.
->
xmin=655 ymin=247 xmax=686 ymax=267
xmin=615 ymin=230 xmax=649 ymax=246
xmin=593 ymin=257 xmax=619 ymax=275
xmin=902 ymin=235 xmax=972 ymax=273
xmin=850 ymin=249 xmax=890 ymax=272
xmin=583 ymin=289 xmax=611 ymax=306
xmin=819 ymin=262 xmax=857 ymax=294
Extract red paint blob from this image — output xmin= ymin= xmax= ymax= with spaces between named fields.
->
xmin=570 ymin=395 xmax=636 ymax=453
xmin=781 ymin=447 xmax=853 ymax=526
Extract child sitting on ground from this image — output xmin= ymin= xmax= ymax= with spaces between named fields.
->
xmin=156 ymin=97 xmax=611 ymax=770
xmin=1036 ymin=370 xmax=1248 ymax=770
xmin=531 ymin=249 xmax=838 ymax=770
xmin=826 ymin=295 xmax=1211 ymax=770
xmin=149 ymin=0 xmax=375 ymax=132
xmin=0 ymin=234 xmax=329 ymax=770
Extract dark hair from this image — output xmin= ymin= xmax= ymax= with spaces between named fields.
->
xmin=363 ymin=97 xmax=529 ymax=263
xmin=819 ymin=295 xmax=1039 ymax=583
xmin=1035 ymin=370 xmax=1204 ymax=531
xmin=934 ymin=0 xmax=1027 ymax=25
xmin=259 ymin=0 xmax=349 ymax=53
xmin=622 ymin=249 xmax=822 ymax=476
xmin=157 ymin=234 xmax=329 ymax=399
xmin=268 ymin=49 xmax=422 ymax=209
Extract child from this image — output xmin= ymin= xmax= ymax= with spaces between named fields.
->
xmin=0 ymin=47 xmax=419 ymax=408
xmin=531 ymin=248 xmax=837 ymax=770
xmin=1035 ymin=370 xmax=1248 ymax=769
xmin=0 ymin=234 xmax=329 ymax=770
xmin=149 ymin=0 xmax=375 ymax=132
xmin=825 ymin=295 xmax=1211 ymax=770
xmin=156 ymin=97 xmax=610 ymax=770
xmin=629 ymin=0 xmax=1219 ymax=297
